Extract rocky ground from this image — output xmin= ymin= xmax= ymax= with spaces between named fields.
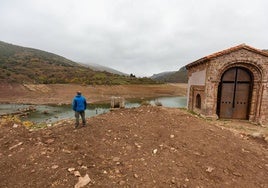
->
xmin=0 ymin=106 xmax=268 ymax=188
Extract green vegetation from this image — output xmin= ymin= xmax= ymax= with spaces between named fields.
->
xmin=0 ymin=41 xmax=159 ymax=85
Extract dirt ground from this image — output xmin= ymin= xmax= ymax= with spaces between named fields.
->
xmin=0 ymin=83 xmax=268 ymax=187
xmin=0 ymin=83 xmax=187 ymax=104
xmin=0 ymin=106 xmax=268 ymax=188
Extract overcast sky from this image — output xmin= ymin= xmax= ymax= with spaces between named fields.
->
xmin=1 ymin=0 xmax=268 ymax=76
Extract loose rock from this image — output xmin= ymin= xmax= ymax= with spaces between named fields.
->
xmin=68 ymin=168 xmax=75 ymax=172
xmin=206 ymin=166 xmax=215 ymax=173
xmin=51 ymin=165 xmax=59 ymax=169
xmin=74 ymin=171 xmax=81 ymax=177
xmin=113 ymin=157 xmax=120 ymax=162
xmin=74 ymin=174 xmax=91 ymax=188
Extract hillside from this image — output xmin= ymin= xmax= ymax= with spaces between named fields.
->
xmin=151 ymin=71 xmax=176 ymax=80
xmin=0 ymin=41 xmax=156 ymax=85
xmin=79 ymin=62 xmax=127 ymax=76
xmin=151 ymin=66 xmax=188 ymax=83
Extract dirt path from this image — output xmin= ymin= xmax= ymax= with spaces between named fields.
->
xmin=0 ymin=83 xmax=187 ymax=104
xmin=0 ymin=106 xmax=267 ymax=187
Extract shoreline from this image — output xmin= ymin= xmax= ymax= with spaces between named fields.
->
xmin=0 ymin=95 xmax=185 ymax=105
xmin=0 ymin=83 xmax=187 ymax=105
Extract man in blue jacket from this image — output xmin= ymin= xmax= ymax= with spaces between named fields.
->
xmin=72 ymin=91 xmax=87 ymax=128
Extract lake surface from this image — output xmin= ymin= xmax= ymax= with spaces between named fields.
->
xmin=0 ymin=96 xmax=186 ymax=124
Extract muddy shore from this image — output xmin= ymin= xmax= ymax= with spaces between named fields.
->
xmin=0 ymin=83 xmax=187 ymax=105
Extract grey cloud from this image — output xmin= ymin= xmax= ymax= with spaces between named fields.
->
xmin=0 ymin=0 xmax=268 ymax=76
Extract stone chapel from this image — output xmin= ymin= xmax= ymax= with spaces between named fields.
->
xmin=186 ymin=44 xmax=268 ymax=125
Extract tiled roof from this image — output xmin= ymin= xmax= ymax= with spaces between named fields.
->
xmin=186 ymin=44 xmax=268 ymax=69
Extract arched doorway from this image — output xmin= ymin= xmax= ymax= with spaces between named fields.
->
xmin=195 ymin=94 xmax=201 ymax=109
xmin=217 ymin=67 xmax=252 ymax=119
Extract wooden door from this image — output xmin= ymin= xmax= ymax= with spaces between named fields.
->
xmin=218 ymin=67 xmax=252 ymax=119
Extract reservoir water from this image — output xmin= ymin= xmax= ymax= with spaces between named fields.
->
xmin=0 ymin=96 xmax=186 ymax=123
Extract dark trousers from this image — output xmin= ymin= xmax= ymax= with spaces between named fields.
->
xmin=75 ymin=111 xmax=86 ymax=126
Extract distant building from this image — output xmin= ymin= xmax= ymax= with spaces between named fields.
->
xmin=186 ymin=44 xmax=268 ymax=125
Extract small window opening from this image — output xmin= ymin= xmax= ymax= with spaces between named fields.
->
xmin=196 ymin=94 xmax=201 ymax=109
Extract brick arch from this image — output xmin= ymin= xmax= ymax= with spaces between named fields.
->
xmin=215 ymin=61 xmax=264 ymax=83
xmin=214 ymin=61 xmax=264 ymax=121
xmin=195 ymin=93 xmax=201 ymax=109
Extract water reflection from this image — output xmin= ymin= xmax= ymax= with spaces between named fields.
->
xmin=0 ymin=96 xmax=186 ymax=123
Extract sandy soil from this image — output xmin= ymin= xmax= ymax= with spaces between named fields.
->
xmin=0 ymin=106 xmax=268 ymax=188
xmin=0 ymin=83 xmax=187 ymax=104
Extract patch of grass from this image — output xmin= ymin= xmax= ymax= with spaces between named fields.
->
xmin=30 ymin=122 xmax=49 ymax=130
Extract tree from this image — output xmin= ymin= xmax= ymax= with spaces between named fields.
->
xmin=130 ymin=73 xmax=136 ymax=78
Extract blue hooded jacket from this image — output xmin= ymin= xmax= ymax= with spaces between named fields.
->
xmin=72 ymin=95 xmax=87 ymax=112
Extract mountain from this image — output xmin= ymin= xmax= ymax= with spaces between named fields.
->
xmin=0 ymin=41 xmax=157 ymax=85
xmin=151 ymin=66 xmax=188 ymax=83
xmin=79 ymin=63 xmax=127 ymax=76
xmin=151 ymin=71 xmax=176 ymax=80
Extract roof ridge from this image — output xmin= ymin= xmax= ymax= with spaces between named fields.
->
xmin=186 ymin=44 xmax=268 ymax=69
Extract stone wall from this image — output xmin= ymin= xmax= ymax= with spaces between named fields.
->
xmin=187 ymin=63 xmax=207 ymax=110
xmin=188 ymin=85 xmax=205 ymax=114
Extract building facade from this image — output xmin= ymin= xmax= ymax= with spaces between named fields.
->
xmin=186 ymin=44 xmax=268 ymax=125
